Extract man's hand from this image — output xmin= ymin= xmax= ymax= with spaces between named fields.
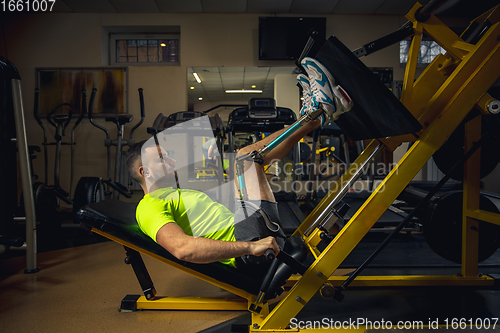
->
xmin=157 ymin=223 xmax=280 ymax=264
xmin=250 ymin=236 xmax=280 ymax=257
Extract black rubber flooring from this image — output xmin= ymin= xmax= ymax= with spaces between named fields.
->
xmin=202 ymin=232 xmax=500 ymax=333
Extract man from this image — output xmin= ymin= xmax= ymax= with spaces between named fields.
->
xmin=125 ymin=57 xmax=353 ymax=275
xmin=202 ymin=137 xmax=218 ymax=162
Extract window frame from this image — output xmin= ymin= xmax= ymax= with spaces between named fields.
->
xmin=109 ymin=33 xmax=180 ymax=66
xmin=399 ymin=37 xmax=446 ymax=68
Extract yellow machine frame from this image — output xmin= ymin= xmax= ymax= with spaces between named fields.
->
xmin=247 ymin=2 xmax=500 ymax=331
xmin=92 ymin=2 xmax=500 ymax=331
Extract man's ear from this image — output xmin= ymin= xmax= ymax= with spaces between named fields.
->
xmin=139 ymin=166 xmax=149 ymax=178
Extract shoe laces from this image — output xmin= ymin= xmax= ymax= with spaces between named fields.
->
xmin=309 ymin=81 xmax=322 ymax=108
xmin=298 ymin=76 xmax=313 ymax=114
xmin=303 ymin=88 xmax=313 ymax=113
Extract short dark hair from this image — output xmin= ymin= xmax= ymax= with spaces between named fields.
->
xmin=126 ymin=140 xmax=147 ymax=185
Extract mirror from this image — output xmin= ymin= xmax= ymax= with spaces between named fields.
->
xmin=187 ymin=66 xmax=297 ymax=118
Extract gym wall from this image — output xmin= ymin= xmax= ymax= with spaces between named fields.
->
xmin=5 ymin=10 xmax=494 ymax=198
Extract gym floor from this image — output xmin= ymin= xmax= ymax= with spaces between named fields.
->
xmin=205 ymin=233 xmax=500 ymax=332
xmin=1 ymin=217 xmax=499 ymax=333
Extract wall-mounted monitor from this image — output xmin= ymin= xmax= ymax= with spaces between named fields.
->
xmin=259 ymin=17 xmax=326 ymax=60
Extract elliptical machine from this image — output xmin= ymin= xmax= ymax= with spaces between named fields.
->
xmin=73 ymin=88 xmax=145 ymax=215
xmin=29 ymin=88 xmax=87 ymax=227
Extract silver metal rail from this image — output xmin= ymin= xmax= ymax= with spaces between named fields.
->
xmin=12 ymin=78 xmax=39 ymax=273
xmin=303 ymin=142 xmax=385 ymax=236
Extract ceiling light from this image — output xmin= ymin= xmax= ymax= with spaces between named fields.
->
xmin=225 ymin=89 xmax=263 ymax=93
xmin=190 ymin=86 xmax=195 ymax=90
xmin=193 ymin=73 xmax=202 ymax=83
xmin=160 ymin=42 xmax=166 ymax=47
xmin=251 ymin=85 xmax=256 ymax=88
xmin=198 ymin=97 xmax=203 ymax=100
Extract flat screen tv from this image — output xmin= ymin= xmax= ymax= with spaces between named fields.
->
xmin=259 ymin=17 xmax=326 ymax=60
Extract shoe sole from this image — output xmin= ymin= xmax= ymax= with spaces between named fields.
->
xmin=332 ymin=85 xmax=353 ymax=115
xmin=302 ymin=57 xmax=354 ymax=121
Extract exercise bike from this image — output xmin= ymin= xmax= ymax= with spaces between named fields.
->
xmin=72 ymin=88 xmax=145 ymax=216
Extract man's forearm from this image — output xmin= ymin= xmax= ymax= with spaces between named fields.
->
xmin=156 ymin=223 xmax=279 ymax=264
xmin=175 ymin=237 xmax=252 ymax=263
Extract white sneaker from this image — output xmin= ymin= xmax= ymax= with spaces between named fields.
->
xmin=301 ymin=57 xmax=353 ymax=124
xmin=297 ymin=74 xmax=313 ymax=116
xmin=297 ymin=73 xmax=326 ymax=125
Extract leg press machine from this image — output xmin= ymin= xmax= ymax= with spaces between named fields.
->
xmin=77 ymin=1 xmax=500 ymax=331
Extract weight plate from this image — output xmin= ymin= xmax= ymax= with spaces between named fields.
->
xmin=424 ymin=191 xmax=500 ymax=263
xmin=433 ymin=114 xmax=500 ymax=180
xmin=20 ymin=182 xmax=60 ymax=228
xmin=72 ymin=177 xmax=103 ymax=220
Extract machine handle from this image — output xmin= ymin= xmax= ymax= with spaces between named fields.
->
xmin=103 ymin=179 xmax=133 ymax=198
xmin=46 ymin=103 xmax=73 ymax=133
xmin=203 ymin=104 xmax=246 ymax=114
xmin=33 ymin=88 xmax=44 ymax=127
xmin=296 ymin=30 xmax=320 ymax=69
xmin=129 ymin=88 xmax=146 ymax=140
xmin=138 ymin=88 xmax=145 ymax=118
xmin=73 ymin=88 xmax=87 ymax=128
xmin=265 ymin=248 xmax=275 ymax=261
xmin=63 ymin=103 xmax=73 ymax=131
xmin=88 ymin=88 xmax=110 ymax=140
xmin=45 ymin=106 xmax=57 ymax=128
xmin=147 ymin=113 xmax=164 ymax=135
xmin=88 ymin=88 xmax=96 ymax=119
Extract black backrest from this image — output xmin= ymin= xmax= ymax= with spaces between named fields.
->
xmin=76 ymin=199 xmax=262 ymax=295
xmin=314 ymin=35 xmax=422 ymax=140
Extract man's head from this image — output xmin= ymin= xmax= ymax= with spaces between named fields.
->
xmin=126 ymin=139 xmax=177 ymax=194
xmin=126 ymin=140 xmax=147 ymax=188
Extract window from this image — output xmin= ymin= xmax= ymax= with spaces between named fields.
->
xmin=115 ymin=38 xmax=179 ymax=64
xmin=104 ymin=27 xmax=180 ymax=66
xmin=400 ymin=38 xmax=445 ymax=66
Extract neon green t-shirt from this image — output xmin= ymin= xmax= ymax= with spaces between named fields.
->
xmin=136 ymin=187 xmax=236 ymax=267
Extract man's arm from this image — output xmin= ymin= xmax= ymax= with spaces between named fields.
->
xmin=207 ymin=144 xmax=216 ymax=161
xmin=156 ymin=222 xmax=279 ymax=264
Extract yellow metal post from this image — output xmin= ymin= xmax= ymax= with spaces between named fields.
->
xmin=134 ymin=296 xmax=248 ymax=311
xmin=401 ymin=23 xmax=423 ymax=106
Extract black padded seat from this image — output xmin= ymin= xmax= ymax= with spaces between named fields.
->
xmin=76 ymin=199 xmax=263 ymax=296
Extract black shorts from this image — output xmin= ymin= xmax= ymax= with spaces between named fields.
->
xmin=233 ymin=200 xmax=286 ymax=273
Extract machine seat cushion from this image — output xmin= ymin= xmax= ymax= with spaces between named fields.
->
xmin=76 ymin=199 xmax=263 ymax=295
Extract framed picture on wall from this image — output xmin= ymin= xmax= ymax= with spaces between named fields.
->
xmin=35 ymin=67 xmax=128 ymax=117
